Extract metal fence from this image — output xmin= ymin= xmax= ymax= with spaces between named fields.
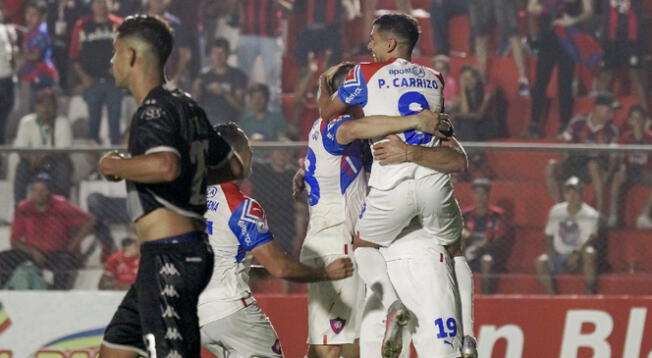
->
xmin=0 ymin=142 xmax=650 ymax=295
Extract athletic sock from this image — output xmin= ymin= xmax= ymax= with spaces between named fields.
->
xmin=354 ymin=247 xmax=399 ymax=309
xmin=454 ymin=256 xmax=475 ymax=339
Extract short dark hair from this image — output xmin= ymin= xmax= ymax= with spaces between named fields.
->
xmin=248 ymin=83 xmax=270 ymax=100
xmin=329 ymin=63 xmax=355 ymax=93
xmin=214 ymin=122 xmax=249 ymax=152
xmin=372 ymin=13 xmax=420 ymax=53
xmin=209 ymin=37 xmax=230 ymax=53
xmin=121 ymin=237 xmax=138 ymax=249
xmin=116 ymin=14 xmax=174 ymax=66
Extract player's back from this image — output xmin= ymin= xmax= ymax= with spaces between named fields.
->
xmin=198 ymin=183 xmax=273 ymax=325
xmin=338 ymin=58 xmax=447 ymax=190
xmin=302 ymin=116 xmax=367 ymax=258
xmin=126 ymin=85 xmax=232 ymax=222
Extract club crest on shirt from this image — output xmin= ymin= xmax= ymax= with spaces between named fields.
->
xmin=330 ymin=317 xmax=347 ymax=334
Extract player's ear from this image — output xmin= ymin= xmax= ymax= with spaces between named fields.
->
xmin=387 ymin=37 xmax=398 ymax=53
xmin=129 ymin=48 xmax=136 ymax=67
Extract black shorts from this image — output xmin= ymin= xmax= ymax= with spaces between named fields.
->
xmin=102 ymin=232 xmax=214 ymax=358
xmin=601 ymin=41 xmax=642 ymax=69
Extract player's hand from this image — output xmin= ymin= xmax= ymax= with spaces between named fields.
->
xmin=292 ymin=167 xmax=306 ymax=200
xmin=413 ymin=111 xmax=454 ymax=138
xmin=373 ymin=135 xmax=409 ymax=165
xmin=324 ymin=257 xmax=354 ymax=280
xmin=99 ymin=151 xmax=125 ymax=182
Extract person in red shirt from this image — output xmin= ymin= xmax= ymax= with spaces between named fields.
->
xmin=462 ymin=178 xmax=509 ymax=294
xmin=98 ymin=237 xmax=140 ymax=290
xmin=0 ymin=173 xmax=95 ymax=289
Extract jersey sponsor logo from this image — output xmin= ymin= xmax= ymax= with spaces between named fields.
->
xmin=344 ymin=88 xmax=362 ymax=104
xmin=272 ymin=339 xmax=282 ymax=354
xmin=159 ymin=263 xmax=180 ymax=276
xmin=388 ymin=66 xmax=426 ymax=78
xmin=207 ymin=186 xmax=218 ymax=198
xmin=330 ymin=317 xmax=347 ymax=334
xmin=207 ymin=199 xmax=219 ymax=212
xmin=164 ymin=328 xmax=183 ymax=341
xmin=161 ymin=284 xmax=180 ymax=297
xmin=162 ymin=305 xmax=180 ymax=319
xmin=142 ymin=105 xmax=163 ymax=120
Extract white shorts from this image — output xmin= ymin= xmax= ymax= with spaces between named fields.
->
xmin=303 ymin=254 xmax=364 ymax=345
xmin=356 ymin=175 xmax=463 ymax=247
xmin=200 ymin=303 xmax=283 ymax=358
xmin=382 ymin=234 xmax=462 ymax=358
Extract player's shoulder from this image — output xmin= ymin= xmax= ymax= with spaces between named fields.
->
xmin=138 ymin=85 xmax=197 ymax=120
xmin=219 ymin=182 xmax=248 ymax=213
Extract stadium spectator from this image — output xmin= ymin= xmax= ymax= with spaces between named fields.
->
xmin=0 ymin=173 xmax=95 ymax=290
xmin=249 ymin=149 xmax=306 ymax=258
xmin=13 ymin=88 xmax=73 ymax=203
xmin=111 ymin=0 xmax=142 ymax=18
xmin=69 ymin=0 xmax=124 ymax=144
xmin=98 ymin=237 xmax=139 ymax=290
xmin=293 ymin=0 xmax=343 ymax=72
xmin=289 ymin=53 xmax=320 ymax=140
xmin=428 ymin=0 xmax=469 ymax=56
xmin=432 ymin=55 xmax=458 ymax=103
xmin=0 ymin=5 xmax=18 ymax=145
xmin=522 ymin=0 xmax=593 ymax=138
xmin=236 ymin=0 xmax=290 ymax=111
xmin=597 ymin=0 xmax=647 ymax=112
xmin=462 ymin=178 xmax=509 ymax=294
xmin=608 ymin=105 xmax=652 ymax=228
xmin=468 ymin=0 xmax=529 ymax=96
xmin=240 ymin=83 xmax=290 ymax=140
xmin=545 ymin=93 xmax=620 ymax=213
xmin=146 ymin=0 xmax=195 ymax=89
xmin=16 ymin=1 xmax=58 ymax=117
xmin=45 ymin=0 xmax=87 ymax=93
xmin=536 ymin=176 xmax=599 ymax=295
xmin=192 ymin=38 xmax=247 ymax=125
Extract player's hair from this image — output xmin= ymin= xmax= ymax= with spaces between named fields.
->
xmin=115 ymin=14 xmax=174 ymax=66
xmin=328 ymin=63 xmax=355 ymax=94
xmin=26 ymin=0 xmax=47 ymax=14
xmin=248 ymin=83 xmax=270 ymax=101
xmin=121 ymin=237 xmax=137 ymax=248
xmin=214 ymin=122 xmax=249 ymax=153
xmin=372 ymin=13 xmax=420 ymax=53
xmin=208 ymin=37 xmax=230 ymax=54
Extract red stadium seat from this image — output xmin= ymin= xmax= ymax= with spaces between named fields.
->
xmin=416 ymin=17 xmax=435 ymax=56
xmin=623 ymin=186 xmax=651 ymax=228
xmin=480 ymin=273 xmax=652 ymax=295
xmin=282 ymin=56 xmax=301 ymax=93
xmin=448 ymin=55 xmax=476 ymax=78
xmin=485 ymin=151 xmax=562 ymax=181
xmin=504 ymin=228 xmax=545 ymax=273
xmin=505 ymin=97 xmax=532 ymax=136
xmin=608 ymin=229 xmax=652 ymax=272
xmin=448 ymin=16 xmax=471 ymax=55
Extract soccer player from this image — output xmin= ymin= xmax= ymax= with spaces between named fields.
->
xmin=198 ymin=122 xmax=354 ymax=358
xmin=98 ymin=15 xmax=244 ymax=358
xmin=319 ymin=14 xmax=475 ymax=358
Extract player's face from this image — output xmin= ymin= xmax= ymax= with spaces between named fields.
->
xmin=111 ymin=39 xmax=131 ymax=89
xmin=367 ymin=25 xmax=388 ymax=62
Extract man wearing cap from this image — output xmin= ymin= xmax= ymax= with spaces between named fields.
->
xmin=0 ymin=173 xmax=95 ymax=289
xmin=545 ymin=93 xmax=620 ymax=213
xmin=535 ymin=176 xmax=600 ymax=295
xmin=461 ymin=178 xmax=509 ymax=294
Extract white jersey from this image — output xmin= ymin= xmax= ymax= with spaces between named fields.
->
xmin=302 ymin=115 xmax=368 ymax=258
xmin=198 ymin=183 xmax=274 ymax=326
xmin=337 ymin=58 xmax=446 ymax=190
xmin=545 ymin=202 xmax=600 ymax=255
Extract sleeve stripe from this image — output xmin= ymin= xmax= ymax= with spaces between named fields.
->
xmin=145 ymin=146 xmax=181 ymax=157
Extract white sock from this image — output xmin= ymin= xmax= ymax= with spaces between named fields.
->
xmin=354 ymin=247 xmax=399 ymax=309
xmin=454 ymin=256 xmax=475 ymax=339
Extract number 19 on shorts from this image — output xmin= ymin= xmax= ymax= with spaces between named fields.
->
xmin=434 ymin=317 xmax=458 ymax=339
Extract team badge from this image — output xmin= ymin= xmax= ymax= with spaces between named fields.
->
xmin=207 ymin=186 xmax=218 ymax=198
xmin=330 ymin=317 xmax=347 ymax=334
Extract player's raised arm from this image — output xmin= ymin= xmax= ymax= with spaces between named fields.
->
xmin=252 ymin=241 xmax=353 ymax=282
xmin=372 ymin=134 xmax=468 ymax=173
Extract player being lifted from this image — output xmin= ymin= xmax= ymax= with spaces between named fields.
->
xmin=319 ymin=14 xmax=477 ymax=358
xmin=198 ymin=122 xmax=354 ymax=358
xmin=98 ymin=15 xmax=244 ymax=358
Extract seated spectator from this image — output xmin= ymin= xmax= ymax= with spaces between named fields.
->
xmin=13 ymin=88 xmax=73 ymax=203
xmin=98 ymin=237 xmax=139 ymax=290
xmin=545 ymin=93 xmax=620 ymax=213
xmin=535 ymin=177 xmax=599 ymax=295
xmin=462 ymin=178 xmax=508 ymax=294
xmin=240 ymin=83 xmax=290 ymax=140
xmin=87 ymin=192 xmax=130 ymax=263
xmin=192 ymin=38 xmax=247 ymax=125
xmin=608 ymin=106 xmax=652 ymax=227
xmin=427 ymin=0 xmax=469 ymax=56
xmin=433 ymin=55 xmax=458 ymax=103
xmin=0 ymin=173 xmax=95 ymax=290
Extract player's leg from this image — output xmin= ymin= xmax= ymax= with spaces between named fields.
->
xmin=101 ymin=286 xmax=148 ymax=358
xmin=446 ymin=239 xmax=476 ymax=358
xmin=201 ymin=303 xmax=283 ymax=357
xmin=467 ymin=0 xmax=490 ymax=78
xmin=138 ymin=233 xmax=214 ymax=358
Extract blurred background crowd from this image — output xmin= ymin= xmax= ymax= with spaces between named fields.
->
xmin=0 ymin=0 xmax=651 ymax=295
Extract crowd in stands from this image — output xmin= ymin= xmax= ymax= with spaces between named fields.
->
xmin=0 ymin=0 xmax=650 ymax=294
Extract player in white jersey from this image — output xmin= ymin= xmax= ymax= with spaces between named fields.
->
xmin=318 ymin=14 xmax=477 ymax=358
xmin=199 ymin=123 xmax=354 ymax=358
xmin=300 ymin=63 xmax=448 ymax=358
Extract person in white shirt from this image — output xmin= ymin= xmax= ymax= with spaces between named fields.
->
xmin=13 ymin=88 xmax=73 ymax=202
xmin=0 ymin=5 xmax=17 ymax=144
xmin=535 ymin=176 xmax=600 ymax=295
xmin=199 ymin=123 xmax=353 ymax=358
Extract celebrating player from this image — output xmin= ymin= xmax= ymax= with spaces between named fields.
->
xmin=98 ymin=15 xmax=244 ymax=358
xmin=198 ymin=122 xmax=354 ymax=358
xmin=319 ymin=14 xmax=476 ymax=358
